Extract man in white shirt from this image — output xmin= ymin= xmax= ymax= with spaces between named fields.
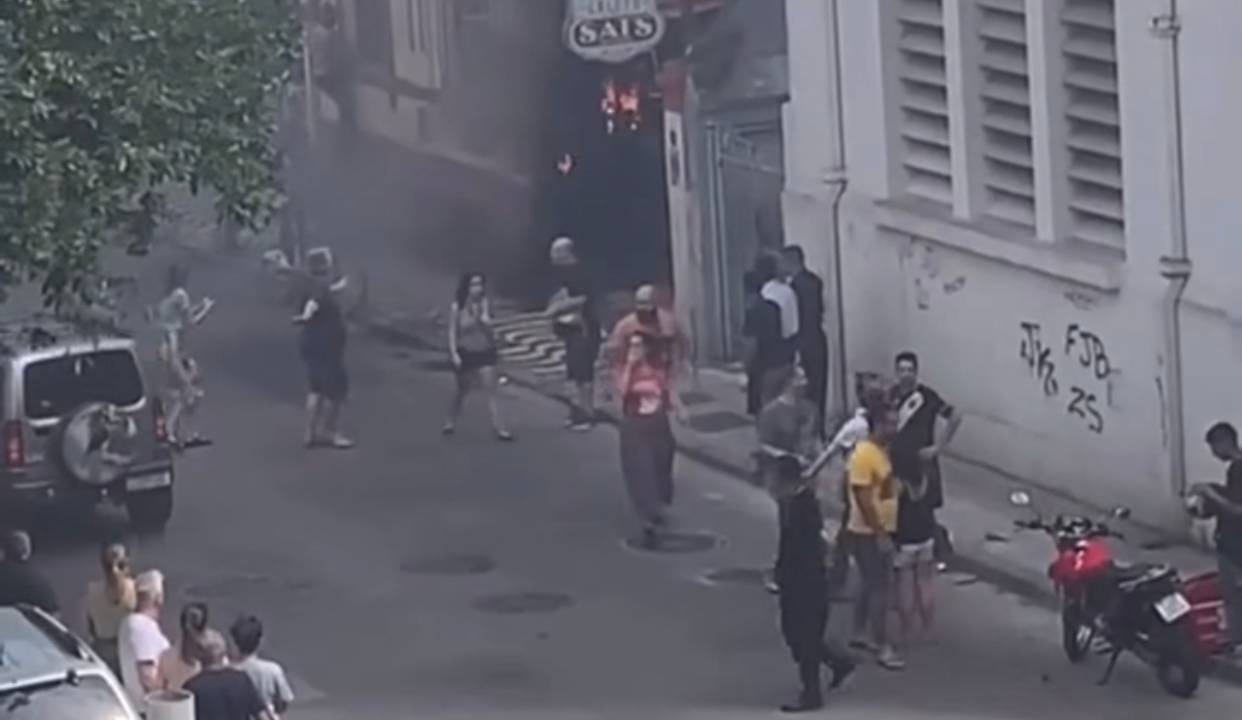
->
xmin=118 ymin=570 xmax=171 ymax=708
xmin=756 ymin=254 xmax=799 ymax=341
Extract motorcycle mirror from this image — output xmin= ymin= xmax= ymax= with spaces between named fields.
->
xmin=1112 ymin=506 xmax=1131 ymax=520
xmin=1009 ymin=490 xmax=1032 ymax=507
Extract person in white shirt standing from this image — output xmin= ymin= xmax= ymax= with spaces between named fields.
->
xmin=118 ymin=570 xmax=171 ymax=708
xmin=755 ymin=253 xmax=799 ymax=344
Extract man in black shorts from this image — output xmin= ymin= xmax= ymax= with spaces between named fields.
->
xmin=547 ymin=236 xmax=600 ymax=431
xmin=293 ymin=257 xmax=353 ymax=449
xmin=889 ymin=351 xmax=962 ymax=569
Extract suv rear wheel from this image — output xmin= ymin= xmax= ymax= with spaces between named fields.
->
xmin=126 ymin=488 xmax=173 ymax=531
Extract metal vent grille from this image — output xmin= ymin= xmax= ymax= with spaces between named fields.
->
xmin=895 ymin=0 xmax=953 ymax=205
xmin=977 ymin=0 xmax=1035 ymax=229
xmin=1061 ymin=0 xmax=1124 ymax=246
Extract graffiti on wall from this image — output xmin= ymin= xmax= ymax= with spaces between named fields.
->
xmin=1018 ymin=321 xmax=1114 ymax=434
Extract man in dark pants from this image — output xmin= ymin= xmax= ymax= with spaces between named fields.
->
xmin=770 ymin=455 xmax=855 ymax=712
xmin=888 ymin=351 xmax=962 ymax=569
xmin=547 ymin=236 xmax=601 ymax=431
xmin=1194 ymin=422 xmax=1242 ymax=655
xmin=781 ymin=246 xmax=829 ymax=437
xmin=806 ymin=379 xmax=888 ymax=592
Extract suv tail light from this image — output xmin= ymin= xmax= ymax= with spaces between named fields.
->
xmin=152 ymin=398 xmax=168 ymax=443
xmin=4 ymin=420 xmax=24 ymax=467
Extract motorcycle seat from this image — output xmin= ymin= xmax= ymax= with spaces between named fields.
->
xmin=1111 ymin=562 xmax=1174 ymax=590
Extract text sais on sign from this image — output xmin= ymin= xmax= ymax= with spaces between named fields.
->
xmin=565 ymin=0 xmax=667 ymax=64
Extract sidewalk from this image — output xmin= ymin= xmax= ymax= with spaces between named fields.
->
xmin=364 ymin=303 xmax=1242 ymax=685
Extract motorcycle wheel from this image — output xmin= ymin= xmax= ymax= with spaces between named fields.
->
xmin=1153 ymin=618 xmax=1202 ymax=699
xmin=1061 ymin=604 xmax=1093 ymax=663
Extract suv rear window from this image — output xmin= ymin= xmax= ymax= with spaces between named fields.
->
xmin=23 ymin=350 xmax=144 ymax=420
xmin=1 ymin=675 xmax=134 ymax=719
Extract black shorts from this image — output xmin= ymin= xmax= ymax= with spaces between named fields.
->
xmin=305 ymin=356 xmax=349 ymax=402
xmin=563 ymin=333 xmax=599 ymax=384
xmin=457 ymin=348 xmax=498 ymax=373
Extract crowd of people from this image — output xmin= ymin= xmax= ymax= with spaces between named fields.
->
xmin=0 ymin=534 xmax=293 ymax=720
xmin=439 ymin=235 xmax=962 ymax=710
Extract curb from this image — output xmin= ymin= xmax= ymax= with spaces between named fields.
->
xmin=362 ymin=312 xmax=1242 ymax=688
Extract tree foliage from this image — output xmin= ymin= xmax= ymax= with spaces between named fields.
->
xmin=0 ymin=0 xmax=301 ymax=302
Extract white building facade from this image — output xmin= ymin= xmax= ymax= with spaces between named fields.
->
xmin=783 ymin=0 xmax=1242 ymax=529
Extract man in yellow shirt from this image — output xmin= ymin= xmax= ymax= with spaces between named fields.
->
xmin=846 ymin=401 xmax=905 ymax=670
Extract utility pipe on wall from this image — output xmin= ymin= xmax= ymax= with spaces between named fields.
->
xmin=1151 ymin=4 xmax=1192 ymax=503
xmin=823 ymin=0 xmax=851 ymax=418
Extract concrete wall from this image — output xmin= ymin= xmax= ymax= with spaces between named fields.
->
xmin=339 ymin=0 xmax=562 ymax=180
xmin=785 ymin=0 xmax=1242 ymax=529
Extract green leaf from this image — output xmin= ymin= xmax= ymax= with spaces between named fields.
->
xmin=0 ymin=0 xmax=300 ymax=304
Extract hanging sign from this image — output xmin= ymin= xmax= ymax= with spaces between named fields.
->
xmin=565 ymin=0 xmax=667 ymax=64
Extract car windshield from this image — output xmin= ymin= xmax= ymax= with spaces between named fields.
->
xmin=23 ymin=350 xmax=144 ymax=420
xmin=1 ymin=675 xmax=133 ymax=719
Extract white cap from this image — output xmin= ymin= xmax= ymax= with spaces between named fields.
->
xmin=134 ymin=570 xmax=164 ymax=598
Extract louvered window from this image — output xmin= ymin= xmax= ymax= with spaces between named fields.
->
xmin=894 ymin=0 xmax=953 ymax=205
xmin=1061 ymin=0 xmax=1123 ymax=247
xmin=977 ymin=0 xmax=1035 ymax=229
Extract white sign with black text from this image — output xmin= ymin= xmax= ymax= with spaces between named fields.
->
xmin=565 ymin=0 xmax=667 ymax=64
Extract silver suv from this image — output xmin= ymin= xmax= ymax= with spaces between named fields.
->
xmin=0 ymin=605 xmax=141 ymax=719
xmin=0 ymin=317 xmax=175 ymax=530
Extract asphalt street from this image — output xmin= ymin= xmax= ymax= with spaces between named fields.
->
xmin=22 ymin=250 xmax=1242 ymax=719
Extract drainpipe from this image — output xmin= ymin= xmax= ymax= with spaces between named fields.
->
xmin=1150 ymin=5 xmax=1191 ymax=502
xmin=823 ymin=0 xmax=850 ymax=417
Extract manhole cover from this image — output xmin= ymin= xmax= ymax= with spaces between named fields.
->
xmin=623 ymin=530 xmax=719 ymax=554
xmin=701 ymin=568 xmax=767 ymax=586
xmin=402 ymin=553 xmax=496 ymax=576
xmin=473 ymin=592 xmax=573 ymax=615
xmin=686 ymin=411 xmax=753 ymax=433
xmin=184 ymin=575 xmax=268 ymax=599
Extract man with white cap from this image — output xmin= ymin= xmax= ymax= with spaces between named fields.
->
xmin=547 ymin=236 xmax=601 ymax=430
xmin=118 ymin=570 xmax=171 ymax=706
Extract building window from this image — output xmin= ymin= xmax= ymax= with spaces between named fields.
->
xmin=409 ymin=0 xmax=430 ymax=53
xmin=1060 ymin=0 xmax=1123 ymax=247
xmin=893 ymin=0 xmax=953 ymax=206
xmin=354 ymin=0 xmax=394 ymax=71
xmin=976 ymin=0 xmax=1035 ymax=230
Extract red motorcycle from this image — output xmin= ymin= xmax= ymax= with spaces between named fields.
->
xmin=1010 ymin=491 xmax=1205 ymax=698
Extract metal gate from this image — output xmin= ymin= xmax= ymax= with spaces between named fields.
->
xmin=703 ymin=122 xmax=785 ymax=362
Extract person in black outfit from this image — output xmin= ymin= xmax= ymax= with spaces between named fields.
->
xmin=888 ymin=351 xmax=962 ymax=567
xmin=294 ymin=267 xmax=353 ymax=449
xmin=781 ymin=246 xmax=829 ymax=436
xmin=0 ymin=530 xmax=59 ymax=615
xmin=183 ymin=629 xmax=274 ymax=720
xmin=547 ymin=237 xmax=601 ymax=430
xmin=892 ymin=446 xmax=938 ymax=645
xmin=1195 ymin=422 xmax=1242 ymax=654
xmin=771 ymin=455 xmax=856 ymax=712
xmin=742 ymin=269 xmax=794 ymax=416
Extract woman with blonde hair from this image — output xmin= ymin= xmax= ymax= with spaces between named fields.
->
xmin=158 ymin=601 xmax=210 ymax=691
xmin=82 ymin=542 xmax=136 ymax=675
